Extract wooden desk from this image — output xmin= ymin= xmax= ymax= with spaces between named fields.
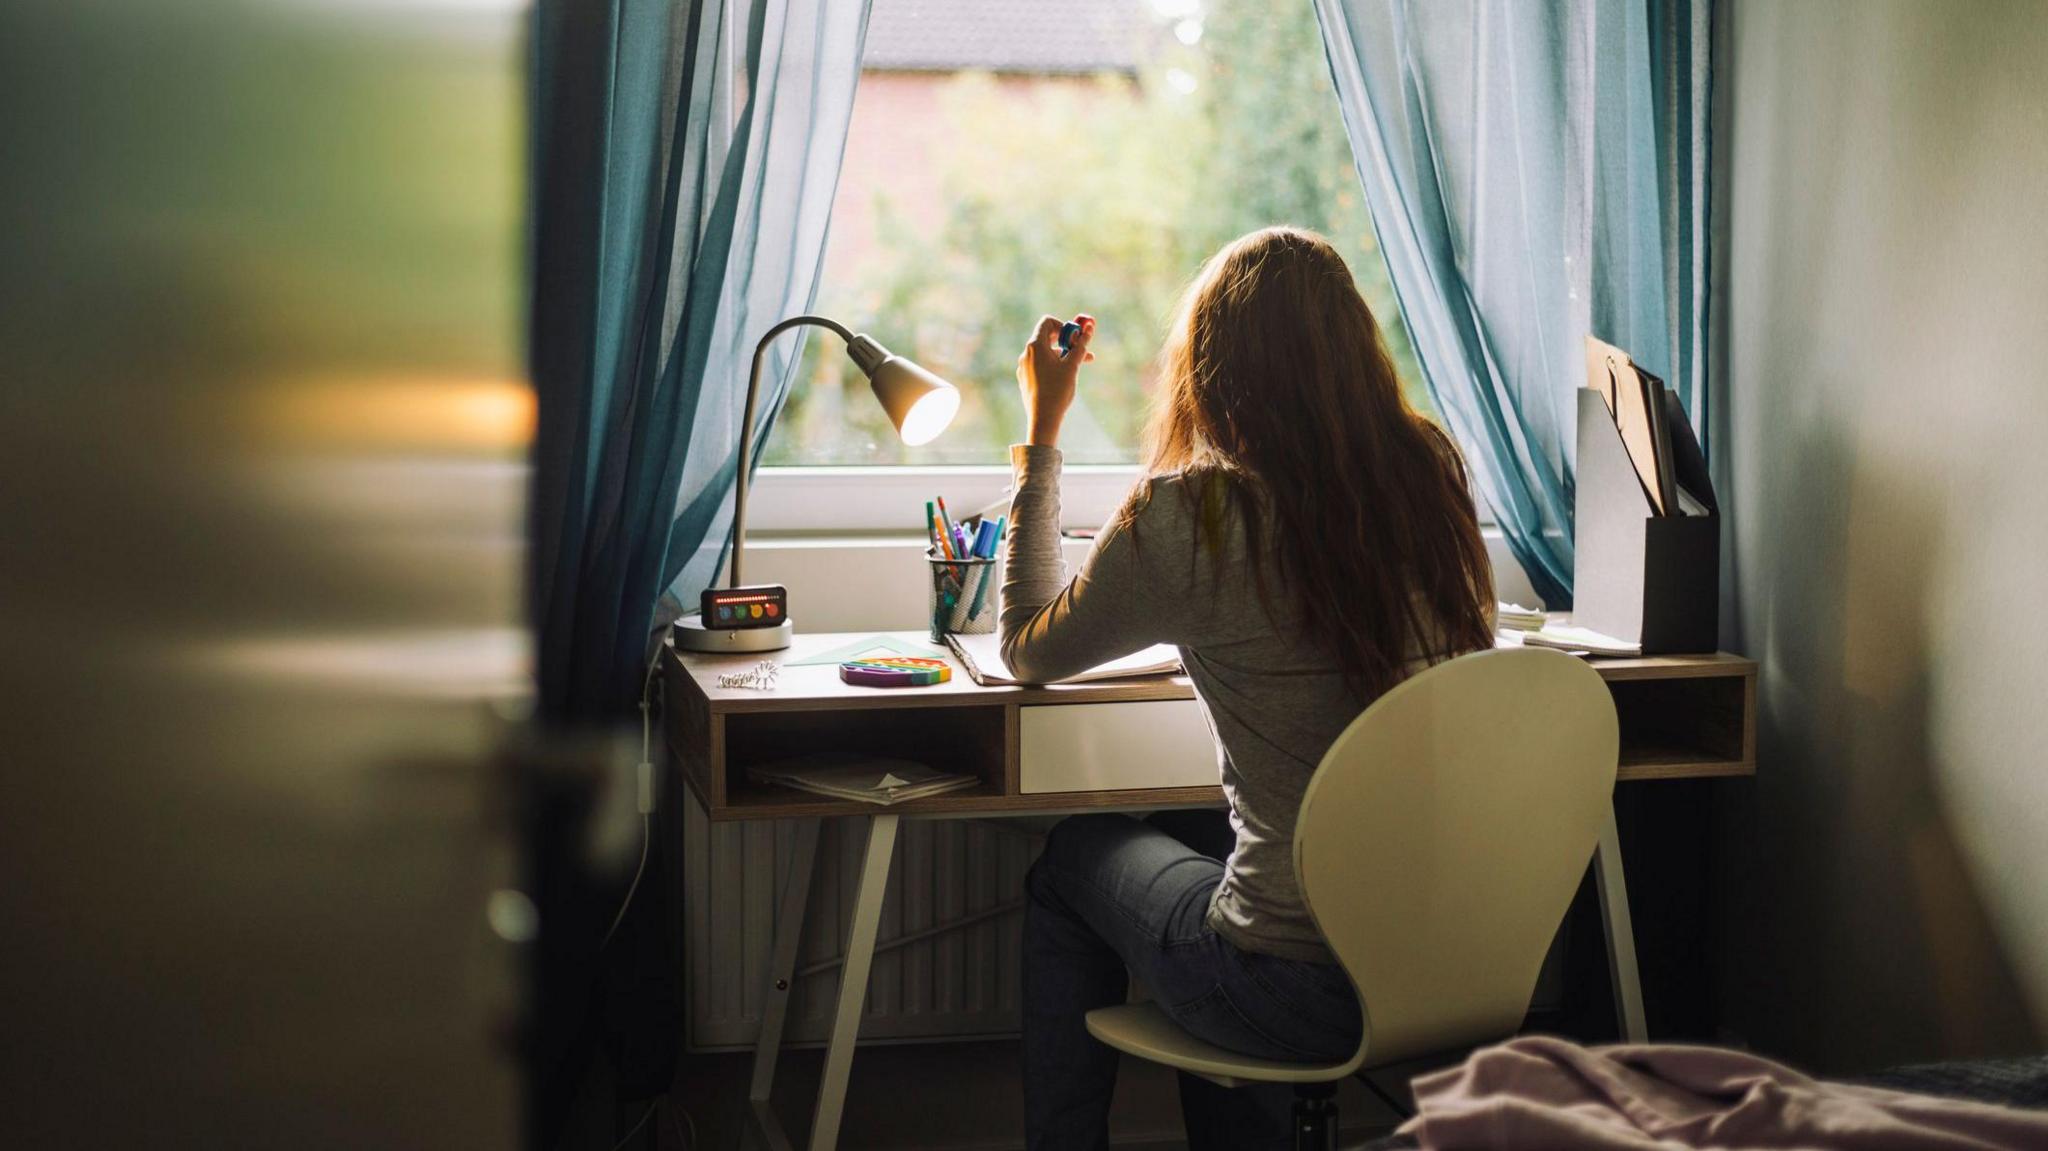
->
xmin=666 ymin=632 xmax=1756 ymax=1150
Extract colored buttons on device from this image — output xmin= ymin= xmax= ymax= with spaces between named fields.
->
xmin=701 ymin=584 xmax=788 ymax=630
xmin=838 ymin=657 xmax=952 ymax=688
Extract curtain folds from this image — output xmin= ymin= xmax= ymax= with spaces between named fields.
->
xmin=1313 ymin=0 xmax=1710 ymax=607
xmin=530 ymin=0 xmax=870 ymax=721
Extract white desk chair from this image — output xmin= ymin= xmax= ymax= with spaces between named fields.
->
xmin=1085 ymin=647 xmax=1620 ymax=1149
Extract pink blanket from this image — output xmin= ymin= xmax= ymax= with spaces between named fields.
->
xmin=1399 ymin=1036 xmax=2048 ymax=1150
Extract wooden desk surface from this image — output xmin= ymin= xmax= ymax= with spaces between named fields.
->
xmin=675 ymin=633 xmax=1756 ymax=702
xmin=667 ymin=632 xmax=1757 ymax=820
xmin=681 ymin=632 xmax=1195 ymax=714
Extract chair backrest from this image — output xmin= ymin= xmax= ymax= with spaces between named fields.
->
xmin=1294 ymin=647 xmax=1618 ymax=1070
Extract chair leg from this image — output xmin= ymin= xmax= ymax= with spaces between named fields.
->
xmin=1361 ymin=1072 xmax=1413 ymax=1121
xmin=1292 ymin=1082 xmax=1338 ymax=1151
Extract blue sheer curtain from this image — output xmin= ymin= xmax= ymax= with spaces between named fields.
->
xmin=530 ymin=0 xmax=870 ymax=720
xmin=1312 ymin=0 xmax=1710 ymax=607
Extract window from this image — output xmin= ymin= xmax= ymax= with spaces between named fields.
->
xmin=766 ymin=0 xmax=1429 ymax=470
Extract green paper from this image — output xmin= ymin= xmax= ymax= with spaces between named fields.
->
xmin=788 ymin=634 xmax=947 ymax=666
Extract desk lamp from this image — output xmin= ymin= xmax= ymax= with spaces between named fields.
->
xmin=671 ymin=314 xmax=959 ymax=654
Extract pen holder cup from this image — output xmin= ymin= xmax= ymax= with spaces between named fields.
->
xmin=927 ymin=552 xmax=998 ymax=642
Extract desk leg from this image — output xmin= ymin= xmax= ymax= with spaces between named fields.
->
xmin=1593 ymin=807 xmax=1648 ymax=1042
xmin=808 ymin=813 xmax=899 ymax=1151
xmin=749 ymin=818 xmax=822 ymax=1123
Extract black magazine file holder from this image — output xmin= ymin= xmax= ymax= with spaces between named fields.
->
xmin=1574 ymin=388 xmax=1719 ymax=653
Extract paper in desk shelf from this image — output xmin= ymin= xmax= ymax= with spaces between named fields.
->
xmin=747 ymin=752 xmax=978 ymax=806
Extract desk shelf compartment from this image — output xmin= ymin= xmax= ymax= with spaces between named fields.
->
xmin=715 ymin=704 xmax=1010 ymax=819
xmin=1606 ymin=672 xmax=1754 ymax=780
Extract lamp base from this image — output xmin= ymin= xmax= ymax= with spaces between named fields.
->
xmin=671 ymin=615 xmax=795 ymax=654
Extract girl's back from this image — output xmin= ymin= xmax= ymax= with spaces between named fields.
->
xmin=1002 ymin=456 xmax=1484 ymax=963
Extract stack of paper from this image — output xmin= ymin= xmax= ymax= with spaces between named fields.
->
xmin=1496 ymin=602 xmax=1547 ymax=632
xmin=748 ymin=752 xmax=979 ymax=806
xmin=1515 ymin=624 xmax=1642 ymax=658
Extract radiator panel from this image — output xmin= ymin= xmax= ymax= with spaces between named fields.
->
xmin=685 ymin=792 xmax=1033 ymax=1051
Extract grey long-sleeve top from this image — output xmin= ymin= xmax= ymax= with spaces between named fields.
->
xmin=1000 ymin=444 xmax=1464 ymax=964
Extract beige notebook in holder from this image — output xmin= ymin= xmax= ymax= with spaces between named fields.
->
xmin=1586 ymin=335 xmax=1675 ymax=516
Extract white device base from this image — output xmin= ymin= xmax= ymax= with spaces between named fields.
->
xmin=672 ymin=615 xmax=795 ymax=654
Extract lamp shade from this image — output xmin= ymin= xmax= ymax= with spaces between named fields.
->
xmin=845 ymin=334 xmax=959 ymax=446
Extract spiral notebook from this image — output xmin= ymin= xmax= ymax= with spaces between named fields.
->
xmin=944 ymin=631 xmax=1181 ymax=686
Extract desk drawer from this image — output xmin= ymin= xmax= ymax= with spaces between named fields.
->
xmin=1019 ymin=699 xmax=1216 ymax=794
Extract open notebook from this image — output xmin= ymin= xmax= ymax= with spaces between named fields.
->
xmin=1501 ymin=623 xmax=1642 ymax=658
xmin=945 ymin=631 xmax=1181 ymax=686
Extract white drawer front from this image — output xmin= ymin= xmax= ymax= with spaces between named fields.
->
xmin=1019 ymin=699 xmax=1217 ymax=794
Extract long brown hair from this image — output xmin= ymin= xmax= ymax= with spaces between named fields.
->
xmin=1133 ymin=226 xmax=1493 ymax=700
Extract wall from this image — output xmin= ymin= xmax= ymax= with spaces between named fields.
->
xmin=1714 ymin=0 xmax=2048 ymax=1070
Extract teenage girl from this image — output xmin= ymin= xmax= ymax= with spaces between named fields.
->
xmin=1001 ymin=227 xmax=1497 ymax=1149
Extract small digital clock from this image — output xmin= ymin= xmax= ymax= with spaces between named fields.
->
xmin=701 ymin=585 xmax=789 ymax=630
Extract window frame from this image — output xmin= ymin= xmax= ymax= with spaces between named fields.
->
xmin=741 ymin=5 xmax=1493 ymax=536
xmin=748 ymin=462 xmax=1141 ymax=534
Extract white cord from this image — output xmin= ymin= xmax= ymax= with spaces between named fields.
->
xmin=601 ymin=812 xmax=650 ymax=950
xmin=603 ymin=647 xmax=699 ymax=1150
xmin=639 ymin=641 xmax=664 ymax=791
xmin=666 ymin=1099 xmax=698 ymax=1149
xmin=603 ymin=641 xmax=668 ymax=951
xmin=608 ymin=1101 xmax=656 ymax=1151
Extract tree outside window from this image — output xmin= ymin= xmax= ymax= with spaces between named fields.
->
xmin=773 ymin=0 xmax=1427 ymax=466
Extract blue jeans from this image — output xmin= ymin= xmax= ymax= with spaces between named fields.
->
xmin=1022 ymin=811 xmax=1363 ymax=1151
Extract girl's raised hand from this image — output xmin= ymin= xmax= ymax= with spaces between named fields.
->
xmin=1016 ymin=313 xmax=1094 ymax=448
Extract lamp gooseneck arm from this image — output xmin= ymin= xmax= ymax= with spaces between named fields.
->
xmin=730 ymin=315 xmax=855 ymax=588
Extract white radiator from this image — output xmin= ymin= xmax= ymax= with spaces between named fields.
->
xmin=684 ymin=789 xmax=1036 ymax=1051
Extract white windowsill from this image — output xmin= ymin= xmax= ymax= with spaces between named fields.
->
xmin=742 ymin=526 xmax=1540 ymax=632
xmin=743 ymin=463 xmax=1534 ymax=628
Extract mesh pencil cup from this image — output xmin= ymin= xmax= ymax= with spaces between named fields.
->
xmin=927 ymin=551 xmax=997 ymax=642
